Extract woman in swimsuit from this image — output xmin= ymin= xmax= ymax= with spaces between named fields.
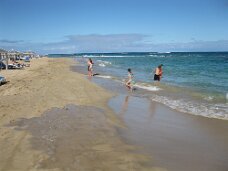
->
xmin=87 ymin=58 xmax=93 ymax=76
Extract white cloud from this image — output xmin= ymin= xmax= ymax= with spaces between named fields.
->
xmin=0 ymin=34 xmax=228 ymax=54
xmin=0 ymin=39 xmax=24 ymax=44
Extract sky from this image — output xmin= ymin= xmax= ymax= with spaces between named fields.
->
xmin=0 ymin=0 xmax=228 ymax=54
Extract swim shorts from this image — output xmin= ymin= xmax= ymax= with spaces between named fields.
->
xmin=154 ymin=74 xmax=160 ymax=81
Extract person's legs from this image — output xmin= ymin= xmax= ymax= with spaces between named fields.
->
xmin=125 ymin=81 xmax=131 ymax=89
xmin=88 ymin=66 xmax=90 ymax=76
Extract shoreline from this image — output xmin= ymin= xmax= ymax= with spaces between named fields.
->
xmin=72 ymin=57 xmax=228 ymax=121
xmin=71 ymin=65 xmax=228 ymax=171
xmin=0 ymin=58 xmax=164 ymax=171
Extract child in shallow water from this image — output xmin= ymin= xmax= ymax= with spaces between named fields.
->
xmin=125 ymin=68 xmax=133 ymax=90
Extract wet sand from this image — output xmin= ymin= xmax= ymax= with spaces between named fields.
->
xmin=109 ymin=95 xmax=228 ymax=171
xmin=6 ymin=104 xmax=150 ymax=171
xmin=0 ymin=58 xmax=166 ymax=171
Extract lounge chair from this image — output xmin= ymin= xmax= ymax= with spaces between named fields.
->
xmin=0 ymin=75 xmax=6 ymax=86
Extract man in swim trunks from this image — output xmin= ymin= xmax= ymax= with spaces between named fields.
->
xmin=154 ymin=64 xmax=163 ymax=81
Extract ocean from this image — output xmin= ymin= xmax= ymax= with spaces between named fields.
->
xmin=49 ymin=52 xmax=228 ymax=120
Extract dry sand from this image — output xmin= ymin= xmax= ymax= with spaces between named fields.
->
xmin=0 ymin=58 xmax=165 ymax=171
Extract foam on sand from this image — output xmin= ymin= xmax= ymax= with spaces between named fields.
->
xmin=96 ymin=75 xmax=112 ymax=79
xmin=150 ymin=95 xmax=228 ymax=120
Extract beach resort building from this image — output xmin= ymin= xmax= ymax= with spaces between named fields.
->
xmin=0 ymin=48 xmax=40 ymax=70
xmin=23 ymin=51 xmax=36 ymax=58
xmin=8 ymin=50 xmax=23 ymax=61
xmin=0 ymin=49 xmax=8 ymax=61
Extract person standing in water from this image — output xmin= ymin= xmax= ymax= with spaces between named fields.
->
xmin=87 ymin=58 xmax=94 ymax=76
xmin=154 ymin=64 xmax=163 ymax=81
xmin=126 ymin=68 xmax=133 ymax=90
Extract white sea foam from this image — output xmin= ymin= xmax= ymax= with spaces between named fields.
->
xmin=83 ymin=55 xmax=143 ymax=58
xmin=149 ymin=54 xmax=160 ymax=57
xmin=103 ymin=61 xmax=112 ymax=64
xmin=149 ymin=54 xmax=166 ymax=58
xmin=96 ymin=75 xmax=112 ymax=79
xmin=203 ymin=96 xmax=214 ymax=101
xmin=97 ymin=60 xmax=112 ymax=67
xmin=134 ymin=83 xmax=161 ymax=91
xmin=97 ymin=60 xmax=111 ymax=64
xmin=150 ymin=95 xmax=228 ymax=120
xmin=99 ymin=63 xmax=106 ymax=67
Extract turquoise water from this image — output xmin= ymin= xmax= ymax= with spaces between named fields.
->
xmin=49 ymin=52 xmax=228 ymax=119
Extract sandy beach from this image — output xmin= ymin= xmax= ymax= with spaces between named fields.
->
xmin=1 ymin=0 xmax=228 ymax=170
xmin=1 ymin=57 xmax=228 ymax=171
xmin=0 ymin=58 xmax=166 ymax=171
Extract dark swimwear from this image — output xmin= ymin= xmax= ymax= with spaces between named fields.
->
xmin=154 ymin=74 xmax=160 ymax=81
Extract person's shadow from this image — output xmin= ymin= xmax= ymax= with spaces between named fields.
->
xmin=119 ymin=96 xmax=129 ymax=117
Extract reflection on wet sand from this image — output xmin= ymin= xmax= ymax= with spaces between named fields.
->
xmin=119 ymin=96 xmax=129 ymax=116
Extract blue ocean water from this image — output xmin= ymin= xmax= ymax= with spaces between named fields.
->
xmin=50 ymin=52 xmax=228 ymax=119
